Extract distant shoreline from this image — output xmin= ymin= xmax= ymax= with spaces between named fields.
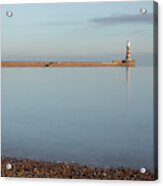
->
xmin=1 ymin=157 xmax=155 ymax=180
xmin=1 ymin=61 xmax=136 ymax=67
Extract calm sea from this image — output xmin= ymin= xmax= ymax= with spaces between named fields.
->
xmin=1 ymin=60 xmax=155 ymax=170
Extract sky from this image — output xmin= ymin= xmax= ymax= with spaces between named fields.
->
xmin=1 ymin=1 xmax=154 ymax=61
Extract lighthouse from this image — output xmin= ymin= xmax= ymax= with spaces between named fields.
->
xmin=126 ymin=40 xmax=132 ymax=61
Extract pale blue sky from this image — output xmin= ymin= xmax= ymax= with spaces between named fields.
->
xmin=1 ymin=1 xmax=154 ymax=61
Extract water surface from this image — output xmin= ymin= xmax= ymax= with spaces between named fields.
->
xmin=1 ymin=65 xmax=154 ymax=170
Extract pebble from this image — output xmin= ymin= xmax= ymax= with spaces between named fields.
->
xmin=1 ymin=157 xmax=156 ymax=180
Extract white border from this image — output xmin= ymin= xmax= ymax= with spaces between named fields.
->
xmin=0 ymin=0 xmax=162 ymax=186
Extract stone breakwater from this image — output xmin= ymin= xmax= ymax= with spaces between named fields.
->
xmin=1 ymin=61 xmax=136 ymax=67
xmin=1 ymin=157 xmax=156 ymax=180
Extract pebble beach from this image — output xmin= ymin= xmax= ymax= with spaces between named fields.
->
xmin=1 ymin=157 xmax=156 ymax=180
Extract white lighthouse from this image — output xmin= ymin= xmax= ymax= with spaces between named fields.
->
xmin=126 ymin=40 xmax=132 ymax=61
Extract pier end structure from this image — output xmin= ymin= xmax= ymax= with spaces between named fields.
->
xmin=126 ymin=40 xmax=132 ymax=61
xmin=112 ymin=40 xmax=136 ymax=65
xmin=123 ymin=40 xmax=136 ymax=64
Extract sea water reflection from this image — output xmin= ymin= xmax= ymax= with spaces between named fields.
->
xmin=1 ymin=66 xmax=154 ymax=170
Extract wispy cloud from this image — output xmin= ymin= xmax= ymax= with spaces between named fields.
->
xmin=90 ymin=14 xmax=153 ymax=27
xmin=34 ymin=14 xmax=152 ymax=29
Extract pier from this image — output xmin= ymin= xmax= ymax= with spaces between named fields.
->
xmin=1 ymin=41 xmax=136 ymax=68
xmin=1 ymin=60 xmax=136 ymax=68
